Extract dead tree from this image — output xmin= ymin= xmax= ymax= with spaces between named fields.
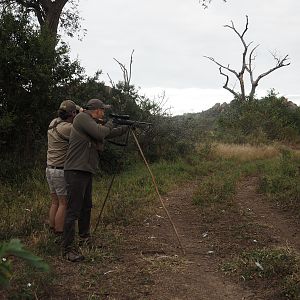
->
xmin=204 ymin=15 xmax=290 ymax=101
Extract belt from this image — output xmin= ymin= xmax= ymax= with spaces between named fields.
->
xmin=47 ymin=165 xmax=64 ymax=170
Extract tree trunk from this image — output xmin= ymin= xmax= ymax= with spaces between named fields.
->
xmin=40 ymin=0 xmax=69 ymax=37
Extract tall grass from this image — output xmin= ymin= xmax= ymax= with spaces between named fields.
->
xmin=258 ymin=149 xmax=300 ymax=211
xmin=0 ymin=157 xmax=209 ymax=240
xmin=214 ymin=143 xmax=280 ymax=161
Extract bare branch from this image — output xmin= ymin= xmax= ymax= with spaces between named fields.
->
xmin=246 ymin=44 xmax=259 ymax=83
xmin=128 ymin=49 xmax=134 ymax=87
xmin=224 ymin=15 xmax=248 ymax=40
xmin=204 ymin=55 xmax=238 ymax=77
xmin=219 ymin=67 xmax=239 ymax=99
xmin=253 ymin=54 xmax=290 ymax=85
xmin=107 ymin=73 xmax=115 ymax=89
xmin=113 ymin=49 xmax=135 ymax=92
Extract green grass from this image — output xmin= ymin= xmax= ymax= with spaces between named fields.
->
xmin=222 ymin=247 xmax=300 ymax=299
xmin=2 ymin=145 xmax=300 ymax=298
xmin=258 ymin=150 xmax=300 ymax=212
xmin=192 ymin=158 xmax=264 ymax=206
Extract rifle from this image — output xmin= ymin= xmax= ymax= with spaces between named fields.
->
xmin=109 ymin=113 xmax=152 ymax=127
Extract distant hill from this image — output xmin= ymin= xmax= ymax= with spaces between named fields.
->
xmin=171 ymin=97 xmax=299 ymax=143
xmin=170 ymin=102 xmax=229 ymax=142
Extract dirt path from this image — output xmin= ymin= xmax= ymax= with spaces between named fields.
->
xmin=104 ymin=176 xmax=300 ymax=300
xmin=140 ymin=182 xmax=258 ymax=300
xmin=49 ymin=176 xmax=300 ymax=299
xmin=235 ymin=177 xmax=300 ymax=252
xmin=98 ymin=180 xmax=260 ymax=300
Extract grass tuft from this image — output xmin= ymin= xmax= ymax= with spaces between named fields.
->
xmin=222 ymin=247 xmax=300 ymax=299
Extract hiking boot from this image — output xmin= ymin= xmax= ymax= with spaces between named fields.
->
xmin=63 ymin=249 xmax=85 ymax=262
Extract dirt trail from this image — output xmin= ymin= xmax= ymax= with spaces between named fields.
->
xmin=109 ymin=176 xmax=300 ymax=300
xmin=235 ymin=177 xmax=300 ymax=252
xmin=52 ymin=176 xmax=300 ymax=299
xmin=141 ymin=182 xmax=258 ymax=300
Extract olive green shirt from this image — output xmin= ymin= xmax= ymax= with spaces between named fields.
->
xmin=64 ymin=111 xmax=128 ymax=174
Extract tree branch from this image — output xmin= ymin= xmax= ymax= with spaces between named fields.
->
xmin=204 ymin=55 xmax=238 ymax=77
xmin=107 ymin=73 xmax=115 ymax=89
xmin=249 ymin=54 xmax=290 ymax=100
xmin=113 ymin=49 xmax=135 ymax=92
xmin=219 ymin=67 xmax=239 ymax=99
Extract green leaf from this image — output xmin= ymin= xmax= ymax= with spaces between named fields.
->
xmin=4 ymin=239 xmax=49 ymax=272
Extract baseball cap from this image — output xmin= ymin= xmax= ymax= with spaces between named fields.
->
xmin=59 ymin=100 xmax=77 ymax=113
xmin=86 ymin=98 xmax=111 ymax=110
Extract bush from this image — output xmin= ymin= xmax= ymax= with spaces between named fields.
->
xmin=217 ymin=90 xmax=300 ymax=145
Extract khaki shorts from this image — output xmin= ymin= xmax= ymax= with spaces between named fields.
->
xmin=46 ymin=167 xmax=67 ymax=196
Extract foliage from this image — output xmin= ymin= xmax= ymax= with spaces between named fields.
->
xmin=258 ymin=149 xmax=300 ymax=211
xmin=192 ymin=159 xmax=240 ymax=206
xmin=217 ymin=90 xmax=300 ymax=144
xmin=0 ymin=9 xmax=191 ymax=181
xmin=0 ymin=11 xmax=83 ymax=180
xmin=0 ymin=239 xmax=49 ymax=287
xmin=0 ymin=0 xmax=83 ymax=38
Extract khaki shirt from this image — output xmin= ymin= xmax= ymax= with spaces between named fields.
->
xmin=47 ymin=118 xmax=72 ymax=167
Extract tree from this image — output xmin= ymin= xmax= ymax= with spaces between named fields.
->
xmin=0 ymin=10 xmax=84 ymax=179
xmin=0 ymin=0 xmax=81 ymax=38
xmin=204 ymin=16 xmax=290 ymax=101
xmin=0 ymin=0 xmax=227 ymax=37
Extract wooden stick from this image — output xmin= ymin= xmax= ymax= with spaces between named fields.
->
xmin=131 ymin=129 xmax=185 ymax=255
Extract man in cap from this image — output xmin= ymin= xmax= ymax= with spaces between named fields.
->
xmin=46 ymin=100 xmax=79 ymax=239
xmin=62 ymin=98 xmax=128 ymax=262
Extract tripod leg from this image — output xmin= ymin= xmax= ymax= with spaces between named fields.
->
xmin=93 ymin=173 xmax=116 ymax=234
xmin=130 ymin=129 xmax=185 ymax=255
xmin=93 ymin=129 xmax=130 ymax=233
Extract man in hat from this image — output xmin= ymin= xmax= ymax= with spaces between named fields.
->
xmin=62 ymin=98 xmax=128 ymax=262
xmin=46 ymin=100 xmax=80 ymax=239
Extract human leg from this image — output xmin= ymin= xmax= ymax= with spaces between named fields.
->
xmin=49 ymin=193 xmax=59 ymax=230
xmin=54 ymin=196 xmax=67 ymax=233
xmin=78 ymin=173 xmax=93 ymax=239
xmin=47 ymin=167 xmax=68 ymax=232
xmin=46 ymin=167 xmax=58 ymax=230
xmin=63 ymin=170 xmax=91 ymax=261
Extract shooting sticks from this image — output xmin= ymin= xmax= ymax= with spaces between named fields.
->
xmin=130 ymin=129 xmax=185 ymax=255
xmin=93 ymin=128 xmax=185 ymax=255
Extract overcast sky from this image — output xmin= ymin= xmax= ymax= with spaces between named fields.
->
xmin=66 ymin=0 xmax=300 ymax=115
